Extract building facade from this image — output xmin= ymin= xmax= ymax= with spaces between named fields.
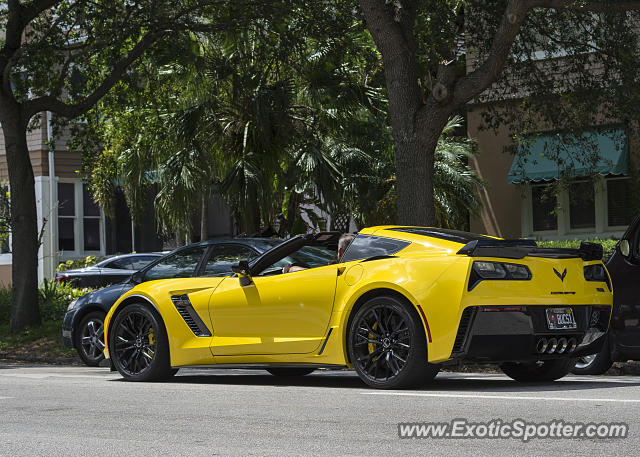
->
xmin=468 ymin=106 xmax=637 ymax=240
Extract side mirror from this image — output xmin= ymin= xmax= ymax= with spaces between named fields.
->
xmin=231 ymin=260 xmax=252 ymax=286
xmin=620 ymin=239 xmax=630 ymax=257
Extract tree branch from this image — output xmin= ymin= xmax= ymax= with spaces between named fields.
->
xmin=22 ymin=31 xmax=163 ymax=122
xmin=529 ymin=0 xmax=640 ymax=12
xmin=22 ymin=0 xmax=63 ymax=26
xmin=451 ymin=0 xmax=531 ymax=107
xmin=452 ymin=0 xmax=640 ymax=108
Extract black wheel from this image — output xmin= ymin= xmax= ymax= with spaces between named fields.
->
xmin=75 ymin=311 xmax=106 ymax=367
xmin=501 ymin=358 xmax=576 ymax=382
xmin=571 ymin=339 xmax=613 ymax=375
xmin=348 ymin=295 xmax=439 ymax=389
xmin=266 ymin=367 xmax=315 ymax=377
xmin=109 ymin=304 xmax=172 ymax=381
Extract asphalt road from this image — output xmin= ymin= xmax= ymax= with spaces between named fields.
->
xmin=1 ymin=364 xmax=639 ymax=456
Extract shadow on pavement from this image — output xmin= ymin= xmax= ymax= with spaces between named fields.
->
xmin=109 ymin=367 xmax=640 ymax=393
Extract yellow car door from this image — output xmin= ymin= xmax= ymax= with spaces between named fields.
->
xmin=209 ymin=263 xmax=339 ymax=356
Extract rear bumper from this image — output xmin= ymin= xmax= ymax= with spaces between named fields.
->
xmin=449 ymin=305 xmax=610 ymax=363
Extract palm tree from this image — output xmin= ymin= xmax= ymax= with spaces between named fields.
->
xmin=433 ymin=115 xmax=484 ymax=229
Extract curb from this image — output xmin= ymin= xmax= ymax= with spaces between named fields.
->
xmin=0 ymin=352 xmax=82 ymax=365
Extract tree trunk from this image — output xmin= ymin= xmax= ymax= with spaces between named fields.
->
xmin=394 ymin=123 xmax=439 ymax=226
xmin=200 ymin=187 xmax=209 ymax=242
xmin=359 ymin=0 xmax=451 ymax=227
xmin=2 ymin=113 xmax=41 ymax=331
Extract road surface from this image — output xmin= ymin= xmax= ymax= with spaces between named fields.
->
xmin=0 ymin=364 xmax=638 ymax=456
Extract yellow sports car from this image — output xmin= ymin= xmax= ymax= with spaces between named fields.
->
xmin=103 ymin=227 xmax=613 ymax=388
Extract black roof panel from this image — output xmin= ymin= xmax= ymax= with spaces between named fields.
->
xmin=387 ymin=227 xmax=496 ymax=245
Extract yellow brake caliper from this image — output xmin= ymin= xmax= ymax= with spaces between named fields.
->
xmin=368 ymin=322 xmax=378 ymax=359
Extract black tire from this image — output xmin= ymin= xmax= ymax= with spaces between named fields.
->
xmin=347 ymin=295 xmax=439 ymax=389
xmin=266 ymin=367 xmax=316 ymax=377
xmin=571 ymin=339 xmax=613 ymax=375
xmin=109 ymin=303 xmax=172 ymax=381
xmin=75 ymin=311 xmax=106 ymax=367
xmin=501 ymin=358 xmax=576 ymax=382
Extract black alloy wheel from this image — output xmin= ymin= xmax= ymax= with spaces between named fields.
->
xmin=76 ymin=311 xmax=106 ymax=367
xmin=348 ymin=295 xmax=439 ymax=389
xmin=110 ymin=304 xmax=173 ymax=381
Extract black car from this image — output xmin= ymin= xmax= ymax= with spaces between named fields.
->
xmin=573 ymin=214 xmax=640 ymax=374
xmin=62 ymin=238 xmax=282 ymax=366
xmin=55 ymin=253 xmax=163 ymax=288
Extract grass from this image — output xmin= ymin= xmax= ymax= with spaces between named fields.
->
xmin=0 ymin=280 xmax=94 ymax=361
xmin=0 ymin=320 xmax=77 ymax=359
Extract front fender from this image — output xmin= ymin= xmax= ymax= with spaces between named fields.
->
xmin=103 ymin=278 xmax=226 ymax=364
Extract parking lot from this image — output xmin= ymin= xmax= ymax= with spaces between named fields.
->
xmin=0 ymin=363 xmax=638 ymax=456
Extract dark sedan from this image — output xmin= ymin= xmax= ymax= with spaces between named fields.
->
xmin=62 ymin=238 xmax=282 ymax=366
xmin=55 ymin=253 xmax=163 ymax=288
xmin=573 ymin=213 xmax=640 ymax=374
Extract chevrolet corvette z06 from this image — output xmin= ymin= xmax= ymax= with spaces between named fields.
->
xmin=103 ymin=227 xmax=612 ymax=389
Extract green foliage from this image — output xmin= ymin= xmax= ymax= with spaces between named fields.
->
xmin=467 ymin=3 xmax=640 ymax=167
xmin=0 ymin=286 xmax=11 ymax=325
xmin=38 ymin=280 xmax=94 ymax=322
xmin=73 ymin=11 xmax=484 ymax=235
xmin=0 ymin=280 xmax=92 ymax=326
xmin=433 ymin=116 xmax=483 ymax=230
xmin=537 ymin=239 xmax=618 ymax=263
xmin=56 ymin=255 xmax=104 ymax=272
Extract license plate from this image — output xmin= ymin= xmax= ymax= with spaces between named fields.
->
xmin=546 ymin=307 xmax=577 ymax=330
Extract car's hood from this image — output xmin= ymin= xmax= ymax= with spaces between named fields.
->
xmin=77 ymin=283 xmax=132 ymax=307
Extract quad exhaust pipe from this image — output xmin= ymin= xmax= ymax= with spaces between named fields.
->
xmin=536 ymin=337 xmax=578 ymax=354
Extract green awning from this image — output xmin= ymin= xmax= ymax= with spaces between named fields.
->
xmin=507 ymin=130 xmax=629 ymax=183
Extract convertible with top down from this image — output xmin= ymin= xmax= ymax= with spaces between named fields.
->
xmin=103 ymin=226 xmax=613 ymax=389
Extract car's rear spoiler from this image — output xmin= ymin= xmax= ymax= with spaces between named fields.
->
xmin=457 ymin=239 xmax=603 ymax=261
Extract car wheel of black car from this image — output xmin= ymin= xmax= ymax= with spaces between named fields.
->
xmin=75 ymin=311 xmax=106 ymax=367
xmin=571 ymin=339 xmax=613 ymax=375
xmin=348 ymin=295 xmax=440 ymax=389
xmin=110 ymin=304 xmax=172 ymax=382
xmin=266 ymin=367 xmax=316 ymax=377
xmin=500 ymin=358 xmax=576 ymax=382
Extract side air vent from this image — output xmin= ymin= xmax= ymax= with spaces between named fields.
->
xmin=170 ymin=294 xmax=212 ymax=337
xmin=451 ymin=307 xmax=475 ymax=354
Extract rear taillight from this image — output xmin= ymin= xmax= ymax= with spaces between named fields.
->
xmin=55 ymin=274 xmax=69 ymax=282
xmin=468 ymin=261 xmax=532 ymax=290
xmin=584 ymin=264 xmax=611 ymax=291
xmin=482 ymin=306 xmax=525 ymax=312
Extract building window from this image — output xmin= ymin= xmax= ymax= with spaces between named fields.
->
xmin=569 ymin=181 xmax=595 ymax=230
xmin=58 ymin=181 xmax=104 ymax=255
xmin=525 ymin=176 xmax=633 ymax=238
xmin=82 ymin=185 xmax=101 ymax=251
xmin=531 ymin=185 xmax=557 ymax=232
xmin=607 ymin=178 xmax=633 ymax=227
xmin=58 ymin=182 xmax=75 ymax=251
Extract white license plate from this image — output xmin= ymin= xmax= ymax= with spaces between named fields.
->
xmin=546 ymin=307 xmax=577 ymax=330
